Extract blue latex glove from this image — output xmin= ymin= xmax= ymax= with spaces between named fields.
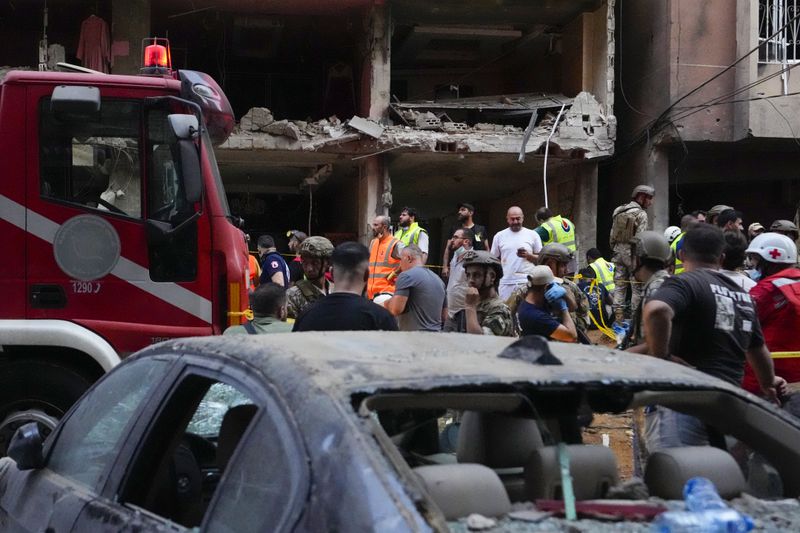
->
xmin=544 ymin=283 xmax=567 ymax=304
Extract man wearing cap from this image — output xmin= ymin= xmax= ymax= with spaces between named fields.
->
xmin=442 ymin=203 xmax=488 ymax=277
xmin=457 ymin=250 xmax=515 ymax=336
xmin=610 ymin=185 xmax=654 ymax=324
xmin=769 ymin=219 xmax=799 ymax=243
xmin=748 ymin=222 xmax=765 ymax=241
xmin=517 ymin=265 xmax=577 ymax=342
xmin=743 ymin=232 xmax=800 ymax=395
xmin=537 ymin=243 xmax=590 ymax=342
xmin=706 ymin=204 xmax=733 ymax=226
xmin=286 ymin=236 xmax=334 ymax=319
xmin=534 ymin=207 xmax=578 ymax=275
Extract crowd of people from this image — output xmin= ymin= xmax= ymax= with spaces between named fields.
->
xmin=228 ymin=192 xmax=800 ymax=458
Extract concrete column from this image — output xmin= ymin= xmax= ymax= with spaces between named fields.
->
xmin=361 ymin=2 xmax=391 ymax=121
xmin=111 ymin=0 xmax=151 ymax=75
xmin=646 ymin=145 xmax=669 ymax=233
xmin=357 ymin=156 xmax=391 ymax=245
xmin=573 ymin=164 xmax=598 ymax=269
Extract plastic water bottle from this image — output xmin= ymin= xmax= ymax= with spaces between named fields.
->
xmin=651 ymin=509 xmax=754 ymax=533
xmin=650 ymin=477 xmax=754 ymax=533
xmin=612 ymin=321 xmax=629 ymax=346
xmin=684 ymin=477 xmax=728 ymax=512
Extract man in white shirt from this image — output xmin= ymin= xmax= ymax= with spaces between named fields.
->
xmin=491 ymin=206 xmax=543 ymax=300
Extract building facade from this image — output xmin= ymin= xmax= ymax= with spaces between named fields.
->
xmin=609 ymin=0 xmax=800 ymax=241
xmin=2 ymin=0 xmax=617 ymax=263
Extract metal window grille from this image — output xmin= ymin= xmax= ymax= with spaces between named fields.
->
xmin=759 ymin=0 xmax=800 ymax=63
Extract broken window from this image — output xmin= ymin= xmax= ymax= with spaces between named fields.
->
xmin=46 ymin=358 xmax=170 ymax=492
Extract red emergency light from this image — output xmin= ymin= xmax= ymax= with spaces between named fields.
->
xmin=140 ymin=37 xmax=172 ymax=75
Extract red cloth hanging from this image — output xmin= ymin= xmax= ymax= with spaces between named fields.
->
xmin=77 ymin=15 xmax=111 ymax=73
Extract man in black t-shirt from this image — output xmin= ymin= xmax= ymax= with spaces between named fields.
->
xmin=643 ymin=224 xmax=784 ymax=450
xmin=442 ymin=203 xmax=489 ymax=278
xmin=293 ymin=242 xmax=397 ymax=332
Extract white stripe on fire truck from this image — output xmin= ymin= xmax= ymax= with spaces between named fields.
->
xmin=0 ymin=194 xmax=212 ymax=323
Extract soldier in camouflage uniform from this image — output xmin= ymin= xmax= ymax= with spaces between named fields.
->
xmin=624 ymin=231 xmax=672 ymax=352
xmin=286 ymin=236 xmax=334 ymax=319
xmin=458 ymin=251 xmax=515 ymax=336
xmin=621 ymin=230 xmax=671 ymax=477
xmin=610 ymin=184 xmax=654 ymax=324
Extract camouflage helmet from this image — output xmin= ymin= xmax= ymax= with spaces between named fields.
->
xmin=630 ymin=230 xmax=672 ymax=263
xmin=769 ymin=219 xmax=799 ymax=239
xmin=538 ymin=243 xmax=573 ymax=264
xmin=299 ymin=236 xmax=334 ymax=258
xmin=631 ymin=184 xmax=655 ymax=198
xmin=463 ymin=250 xmax=503 ymax=277
xmin=707 ymin=204 xmax=733 ymax=218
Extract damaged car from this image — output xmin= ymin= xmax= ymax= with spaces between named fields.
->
xmin=0 ymin=332 xmax=799 ymax=532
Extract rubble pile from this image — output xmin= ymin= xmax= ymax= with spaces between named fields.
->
xmin=447 ymin=496 xmax=800 ymax=532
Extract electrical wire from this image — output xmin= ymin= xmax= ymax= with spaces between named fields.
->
xmin=617 ymin=0 xmax=650 ymax=117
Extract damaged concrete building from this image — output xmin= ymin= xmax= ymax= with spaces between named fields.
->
xmin=609 ymin=0 xmax=800 ymax=236
xmin=2 ymin=0 xmax=617 ymax=260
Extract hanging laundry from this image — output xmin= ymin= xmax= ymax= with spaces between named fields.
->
xmin=77 ymin=15 xmax=111 ymax=73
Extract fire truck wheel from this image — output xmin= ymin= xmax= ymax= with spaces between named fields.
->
xmin=0 ymin=360 xmax=94 ymax=454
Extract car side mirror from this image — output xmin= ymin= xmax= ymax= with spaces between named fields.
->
xmin=8 ymin=422 xmax=45 ymax=471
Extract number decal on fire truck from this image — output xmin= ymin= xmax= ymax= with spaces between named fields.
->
xmin=71 ymin=280 xmax=101 ymax=294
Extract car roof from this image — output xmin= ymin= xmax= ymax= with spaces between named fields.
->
xmin=154 ymin=332 xmax=742 ymax=396
xmin=1 ymin=70 xmax=180 ymax=91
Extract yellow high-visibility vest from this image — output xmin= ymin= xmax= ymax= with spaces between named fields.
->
xmin=671 ymin=232 xmax=685 ymax=274
xmin=590 ymin=257 xmax=616 ymax=292
xmin=542 ymin=215 xmax=577 ymax=253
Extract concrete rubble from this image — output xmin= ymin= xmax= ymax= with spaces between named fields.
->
xmin=221 ymin=92 xmax=615 ymax=159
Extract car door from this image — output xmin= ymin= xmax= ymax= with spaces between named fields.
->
xmin=72 ymin=356 xmax=309 ymax=532
xmin=0 ymin=356 xmax=175 ymax=533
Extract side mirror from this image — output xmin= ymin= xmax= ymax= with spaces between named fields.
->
xmin=8 ymin=422 xmax=44 ymax=471
xmin=51 ymin=85 xmax=100 ymax=117
xmin=168 ymin=114 xmax=199 ymax=140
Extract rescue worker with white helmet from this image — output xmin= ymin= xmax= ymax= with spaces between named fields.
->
xmin=664 ymin=226 xmax=681 ymax=245
xmin=743 ymin=232 xmax=800 ymax=395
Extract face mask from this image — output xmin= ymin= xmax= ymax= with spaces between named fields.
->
xmin=454 ymin=246 xmax=466 ymax=259
xmin=748 ymin=269 xmax=762 ymax=281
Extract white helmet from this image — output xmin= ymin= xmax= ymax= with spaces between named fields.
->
xmin=745 ymin=232 xmax=798 ymax=264
xmin=664 ymin=226 xmax=681 ymax=244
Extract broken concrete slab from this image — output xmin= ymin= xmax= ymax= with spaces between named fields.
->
xmin=240 ymin=107 xmax=275 ymax=132
xmin=348 ymin=116 xmax=385 ymax=139
xmin=264 ymin=120 xmax=302 ymax=140
xmin=415 ymin=112 xmax=442 ymax=130
xmin=442 ymin=122 xmax=469 ymax=133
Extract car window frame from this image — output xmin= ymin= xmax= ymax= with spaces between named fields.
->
xmin=103 ymin=352 xmax=311 ymax=531
xmin=40 ymin=354 xmax=181 ymax=495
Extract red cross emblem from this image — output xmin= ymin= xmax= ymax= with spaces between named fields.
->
xmin=769 ymin=248 xmax=782 ymax=259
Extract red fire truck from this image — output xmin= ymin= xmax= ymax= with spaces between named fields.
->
xmin=0 ymin=43 xmax=249 ymax=449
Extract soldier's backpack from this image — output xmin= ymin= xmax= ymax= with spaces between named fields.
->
xmin=610 ymin=204 xmax=640 ymax=246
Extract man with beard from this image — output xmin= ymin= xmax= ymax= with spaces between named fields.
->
xmin=394 ymin=206 xmax=429 ymax=263
xmin=455 ymin=250 xmax=515 ymax=336
xmin=367 ymin=215 xmax=402 ymax=301
xmin=442 ymin=203 xmax=489 ymax=277
xmin=444 ymin=227 xmax=473 ymax=331
xmin=285 ymin=236 xmax=334 ymax=319
xmin=384 ymin=245 xmax=446 ymax=331
xmin=285 ymin=229 xmax=307 ymax=284
xmin=490 ymin=206 xmax=542 ymax=301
